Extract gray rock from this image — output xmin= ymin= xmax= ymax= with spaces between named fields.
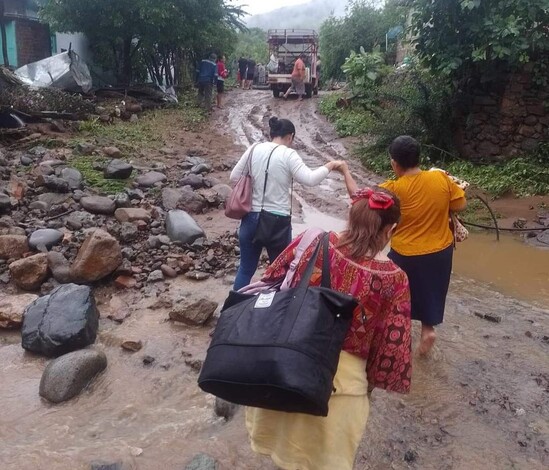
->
xmin=185 ymin=454 xmax=218 ymax=470
xmin=185 ymin=156 xmax=207 ymax=166
xmin=60 ymin=168 xmax=83 ymax=190
xmin=90 ymin=462 xmax=123 ymax=470
xmin=44 ymin=175 xmax=70 ymax=193
xmin=168 ymin=298 xmax=218 ymax=326
xmin=76 ymin=142 xmax=96 ymax=155
xmin=136 ymin=171 xmax=166 ymax=187
xmin=126 ymin=188 xmax=145 ymax=201
xmin=190 ymin=163 xmax=213 ymax=175
xmin=147 ymin=270 xmax=164 ymax=283
xmin=81 ymin=196 xmax=116 ymax=215
xmin=0 ymin=193 xmax=10 ymax=212
xmin=21 ymin=284 xmax=99 ymax=357
xmin=20 ymin=155 xmax=33 ymax=166
xmin=119 ymin=222 xmax=138 ymax=243
xmin=37 ymin=193 xmax=70 ymax=209
xmin=113 ymin=192 xmax=131 ymax=208
xmin=103 ymin=146 xmax=122 ymax=158
xmin=29 ymin=229 xmax=64 ymax=250
xmin=180 ymin=174 xmax=206 ymax=189
xmin=39 ymin=349 xmax=107 ymax=403
xmin=47 ymin=252 xmax=72 ymax=284
xmin=72 ymin=190 xmax=86 ymax=202
xmin=104 ymin=159 xmax=133 ymax=179
xmin=29 ymin=145 xmax=48 ymax=157
xmin=211 ymin=184 xmax=232 ymax=202
xmin=29 ymin=201 xmax=49 ymax=212
xmin=166 ymin=210 xmax=205 ymax=245
xmin=161 ymin=188 xmax=183 ymax=211
xmin=178 ymin=188 xmax=207 ymax=214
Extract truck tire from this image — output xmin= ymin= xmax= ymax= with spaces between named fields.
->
xmin=305 ymin=84 xmax=313 ymax=99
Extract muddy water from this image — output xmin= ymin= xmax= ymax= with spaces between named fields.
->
xmin=1 ymin=89 xmax=548 ymax=469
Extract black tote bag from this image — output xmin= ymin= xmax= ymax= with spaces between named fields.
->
xmin=198 ymin=233 xmax=359 ymax=416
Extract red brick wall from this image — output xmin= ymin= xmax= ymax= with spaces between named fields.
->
xmin=15 ymin=19 xmax=51 ymax=67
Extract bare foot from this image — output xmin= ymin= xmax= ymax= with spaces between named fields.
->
xmin=418 ymin=330 xmax=436 ymax=356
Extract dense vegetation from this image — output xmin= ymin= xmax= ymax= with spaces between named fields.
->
xmin=41 ymin=0 xmax=246 ymax=86
xmin=318 ymin=0 xmax=549 ymax=196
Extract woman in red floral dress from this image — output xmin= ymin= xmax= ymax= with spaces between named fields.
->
xmin=246 ymin=187 xmax=412 ymax=470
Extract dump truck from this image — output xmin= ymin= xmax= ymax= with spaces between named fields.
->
xmin=267 ymin=29 xmax=319 ymax=99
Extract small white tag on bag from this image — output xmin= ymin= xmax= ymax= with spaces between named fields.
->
xmin=254 ymin=291 xmax=276 ymax=309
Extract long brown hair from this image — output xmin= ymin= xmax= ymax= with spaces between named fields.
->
xmin=338 ymin=187 xmax=401 ymax=260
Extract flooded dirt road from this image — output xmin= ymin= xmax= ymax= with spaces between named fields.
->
xmin=1 ymin=89 xmax=548 ymax=470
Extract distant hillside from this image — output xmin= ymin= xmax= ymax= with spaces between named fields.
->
xmin=246 ymin=0 xmax=347 ymax=31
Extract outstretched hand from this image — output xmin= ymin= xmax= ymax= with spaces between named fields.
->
xmin=326 ymin=160 xmax=349 ymax=172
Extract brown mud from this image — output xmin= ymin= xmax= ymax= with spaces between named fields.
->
xmin=0 ymin=89 xmax=548 ymax=470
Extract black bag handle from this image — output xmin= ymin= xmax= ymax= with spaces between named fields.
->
xmin=296 ymin=232 xmax=331 ymax=291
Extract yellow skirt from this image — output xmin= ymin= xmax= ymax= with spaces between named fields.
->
xmin=245 ymin=351 xmax=369 ymax=470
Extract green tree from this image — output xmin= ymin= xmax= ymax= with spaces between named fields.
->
xmin=40 ymin=0 xmax=245 ymax=85
xmin=319 ymin=0 xmax=408 ymax=80
xmin=230 ymin=28 xmax=269 ymax=65
xmin=410 ymin=0 xmax=549 ymax=84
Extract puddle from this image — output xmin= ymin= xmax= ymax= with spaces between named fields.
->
xmin=294 ymin=206 xmax=549 ymax=307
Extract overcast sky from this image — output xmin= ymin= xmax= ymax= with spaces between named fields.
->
xmin=239 ymin=0 xmax=311 ymax=16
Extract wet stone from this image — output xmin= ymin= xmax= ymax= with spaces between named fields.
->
xmin=185 ymin=454 xmax=218 ymax=470
xmin=22 ymin=284 xmax=99 ymax=357
xmin=147 ymin=270 xmax=164 ymax=283
xmin=190 ymin=163 xmax=213 ymax=175
xmin=20 ymin=155 xmax=33 ymax=166
xmin=121 ymin=340 xmax=142 ymax=352
xmin=180 ymin=174 xmax=206 ymax=189
xmin=0 ymin=294 xmax=39 ymax=329
xmin=9 ymin=253 xmax=49 ymax=290
xmin=39 ymin=349 xmax=107 ymax=403
xmin=119 ymin=223 xmax=138 ymax=243
xmin=113 ymin=192 xmax=131 ymax=208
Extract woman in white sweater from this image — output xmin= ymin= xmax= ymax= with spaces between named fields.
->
xmin=230 ymin=116 xmax=342 ymax=289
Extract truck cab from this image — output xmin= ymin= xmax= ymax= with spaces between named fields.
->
xmin=267 ymin=29 xmax=319 ymax=99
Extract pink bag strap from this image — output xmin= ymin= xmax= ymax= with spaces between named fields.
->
xmin=281 ymin=228 xmax=325 ymax=290
xmin=241 ymin=143 xmax=258 ymax=178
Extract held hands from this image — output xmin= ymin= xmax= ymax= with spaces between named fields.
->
xmin=326 ymin=160 xmax=350 ymax=173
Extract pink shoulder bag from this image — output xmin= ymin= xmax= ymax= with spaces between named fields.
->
xmin=225 ymin=144 xmax=257 ymax=220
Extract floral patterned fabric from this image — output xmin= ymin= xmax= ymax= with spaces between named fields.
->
xmin=262 ymin=231 xmax=412 ymax=393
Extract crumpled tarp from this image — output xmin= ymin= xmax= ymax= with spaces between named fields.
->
xmin=15 ymin=50 xmax=93 ymax=93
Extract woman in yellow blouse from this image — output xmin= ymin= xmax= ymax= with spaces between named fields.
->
xmin=340 ymin=136 xmax=466 ymax=355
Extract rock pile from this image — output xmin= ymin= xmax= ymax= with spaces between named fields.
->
xmin=0 ymin=144 xmax=239 ymax=293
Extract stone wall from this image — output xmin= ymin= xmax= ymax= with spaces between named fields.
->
xmin=15 ymin=19 xmax=51 ymax=68
xmin=458 ymin=70 xmax=549 ymax=160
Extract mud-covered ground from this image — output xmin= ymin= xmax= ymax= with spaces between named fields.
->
xmin=0 ymin=89 xmax=548 ymax=470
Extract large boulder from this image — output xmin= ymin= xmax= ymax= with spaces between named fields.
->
xmin=166 ymin=210 xmax=205 ymax=245
xmin=81 ymin=196 xmax=116 ymax=215
xmin=39 ymin=349 xmax=107 ymax=403
xmin=22 ymin=284 xmax=99 ymax=357
xmin=70 ymin=229 xmax=122 ymax=283
xmin=9 ymin=253 xmax=49 ymax=290
xmin=28 ymin=229 xmax=64 ymax=250
xmin=0 ymin=235 xmax=29 ymax=260
xmin=0 ymin=294 xmax=39 ymax=329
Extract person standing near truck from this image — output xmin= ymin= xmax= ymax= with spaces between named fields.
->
xmin=238 ymin=57 xmax=248 ymax=89
xmin=283 ymin=55 xmax=306 ymax=100
xmin=246 ymin=58 xmax=256 ymax=90
xmin=216 ymin=55 xmax=229 ymax=109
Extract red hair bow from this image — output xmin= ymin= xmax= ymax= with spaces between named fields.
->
xmin=351 ymin=188 xmax=394 ymax=210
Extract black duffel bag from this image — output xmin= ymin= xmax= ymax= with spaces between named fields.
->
xmin=198 ymin=233 xmax=359 ymax=416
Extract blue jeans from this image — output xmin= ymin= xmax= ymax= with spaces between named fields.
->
xmin=233 ymin=212 xmax=292 ymax=290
